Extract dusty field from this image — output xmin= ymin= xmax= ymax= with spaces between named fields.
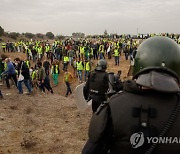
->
xmin=0 ymin=52 xmax=130 ymax=154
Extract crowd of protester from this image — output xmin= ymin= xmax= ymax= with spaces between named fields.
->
xmin=0 ymin=33 xmax=180 ymax=97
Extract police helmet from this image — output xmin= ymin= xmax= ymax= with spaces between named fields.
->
xmin=133 ymin=36 xmax=180 ymax=81
xmin=96 ymin=59 xmax=107 ymax=71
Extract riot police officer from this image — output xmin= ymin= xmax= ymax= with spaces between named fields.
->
xmin=82 ymin=36 xmax=180 ymax=154
xmin=83 ymin=59 xmax=109 ymax=112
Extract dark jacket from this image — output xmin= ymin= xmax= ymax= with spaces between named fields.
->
xmin=84 ymin=70 xmax=109 ymax=112
xmin=43 ymin=61 xmax=50 ymax=69
xmin=17 ymin=61 xmax=30 ymax=79
xmin=5 ymin=61 xmax=16 ymax=75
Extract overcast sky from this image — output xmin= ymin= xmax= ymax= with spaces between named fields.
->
xmin=0 ymin=0 xmax=180 ymax=36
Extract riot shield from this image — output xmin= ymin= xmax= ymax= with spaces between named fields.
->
xmin=74 ymin=83 xmax=92 ymax=111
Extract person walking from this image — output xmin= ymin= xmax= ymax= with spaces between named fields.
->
xmin=37 ymin=61 xmax=46 ymax=93
xmin=44 ymin=74 xmax=53 ymax=94
xmin=64 ymin=69 xmax=73 ymax=97
xmin=84 ymin=59 xmax=91 ymax=82
xmin=51 ymin=61 xmax=60 ymax=87
xmin=76 ymin=59 xmax=84 ymax=83
xmin=4 ymin=58 xmax=17 ymax=88
xmin=14 ymin=58 xmax=32 ymax=95
xmin=63 ymin=54 xmax=69 ymax=71
xmin=113 ymin=46 xmax=120 ymax=66
xmin=43 ymin=58 xmax=51 ymax=76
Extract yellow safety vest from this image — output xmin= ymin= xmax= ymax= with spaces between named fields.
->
xmin=90 ymin=48 xmax=93 ymax=55
xmin=38 ymin=47 xmax=42 ymax=54
xmin=114 ymin=49 xmax=119 ymax=56
xmin=64 ymin=73 xmax=69 ymax=82
xmin=15 ymin=70 xmax=18 ymax=75
xmin=99 ymin=45 xmax=104 ymax=53
xmin=52 ymin=65 xmax=59 ymax=74
xmin=31 ymin=71 xmax=37 ymax=80
xmin=25 ymin=60 xmax=30 ymax=68
xmin=27 ymin=48 xmax=31 ymax=54
xmin=64 ymin=56 xmax=69 ymax=63
xmin=115 ymin=42 xmax=119 ymax=48
xmin=85 ymin=62 xmax=90 ymax=71
xmin=45 ymin=46 xmax=50 ymax=52
xmin=77 ymin=61 xmax=83 ymax=71
xmin=4 ymin=62 xmax=7 ymax=70
xmin=80 ymin=46 xmax=85 ymax=54
xmin=1 ymin=43 xmax=6 ymax=48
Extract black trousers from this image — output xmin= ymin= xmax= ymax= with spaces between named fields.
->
xmin=6 ymin=74 xmax=17 ymax=88
xmin=65 ymin=82 xmax=72 ymax=96
xmin=39 ymin=81 xmax=45 ymax=92
xmin=91 ymin=95 xmax=106 ymax=112
xmin=44 ymin=76 xmax=53 ymax=93
xmin=93 ymin=51 xmax=98 ymax=60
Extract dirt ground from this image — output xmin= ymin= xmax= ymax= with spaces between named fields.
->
xmin=0 ymin=52 xmax=130 ymax=154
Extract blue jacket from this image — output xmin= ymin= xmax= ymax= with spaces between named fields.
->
xmin=5 ymin=62 xmax=16 ymax=75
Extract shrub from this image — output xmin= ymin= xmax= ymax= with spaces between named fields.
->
xmin=24 ymin=32 xmax=35 ymax=39
xmin=36 ymin=33 xmax=44 ymax=39
xmin=46 ymin=32 xmax=54 ymax=39
xmin=8 ymin=32 xmax=20 ymax=40
xmin=0 ymin=26 xmax=4 ymax=36
xmin=56 ymin=35 xmax=65 ymax=40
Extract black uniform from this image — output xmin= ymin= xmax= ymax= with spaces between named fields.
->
xmin=84 ymin=69 xmax=109 ymax=112
xmin=82 ymin=71 xmax=180 ymax=154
